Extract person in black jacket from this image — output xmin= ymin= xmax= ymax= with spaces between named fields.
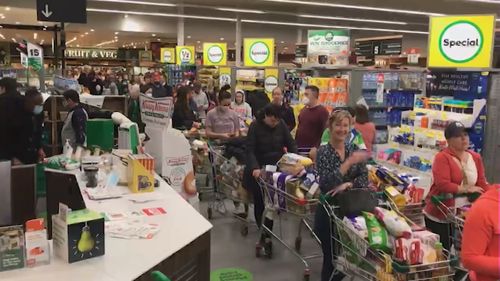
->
xmin=17 ymin=88 xmax=45 ymax=164
xmin=172 ymin=86 xmax=201 ymax=130
xmin=244 ymin=104 xmax=297 ymax=255
xmin=271 ymin=87 xmax=296 ymax=131
xmin=0 ymin=78 xmax=25 ymax=164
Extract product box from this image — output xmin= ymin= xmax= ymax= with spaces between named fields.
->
xmin=128 ymin=154 xmax=155 ymax=193
xmin=0 ymin=225 xmax=25 ymax=272
xmin=25 ymin=218 xmax=50 ymax=267
xmin=53 ymin=208 xmax=105 ymax=263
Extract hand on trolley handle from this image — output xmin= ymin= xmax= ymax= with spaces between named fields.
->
xmin=326 ymin=182 xmax=353 ymax=197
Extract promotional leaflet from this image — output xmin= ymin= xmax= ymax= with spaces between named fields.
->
xmin=307 ymin=30 xmax=350 ymax=66
xmin=139 ymin=94 xmax=174 ymax=128
xmin=427 ymin=14 xmax=496 ymax=68
xmin=160 ymin=48 xmax=175 ymax=64
xmin=176 ymin=46 xmax=195 ymax=65
xmin=203 ymin=43 xmax=227 ymax=66
xmin=244 ymin=38 xmax=275 ymax=67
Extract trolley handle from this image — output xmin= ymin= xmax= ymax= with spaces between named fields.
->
xmin=430 ymin=194 xmax=469 ymax=205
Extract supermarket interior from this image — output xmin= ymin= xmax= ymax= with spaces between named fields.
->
xmin=0 ymin=0 xmax=500 ymax=281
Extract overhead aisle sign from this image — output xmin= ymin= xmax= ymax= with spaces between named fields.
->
xmin=176 ymin=46 xmax=195 ymax=65
xmin=203 ymin=43 xmax=227 ymax=66
xmin=428 ymin=15 xmax=496 ymax=68
xmin=36 ymin=0 xmax=87 ymax=23
xmin=244 ymin=38 xmax=275 ymax=67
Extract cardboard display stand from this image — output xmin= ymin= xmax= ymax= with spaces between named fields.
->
xmin=140 ymin=95 xmax=197 ymax=202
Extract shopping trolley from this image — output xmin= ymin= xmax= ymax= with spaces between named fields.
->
xmin=321 ymin=194 xmax=457 ymax=281
xmin=205 ymin=142 xmax=253 ymax=235
xmin=255 ymin=171 xmax=321 ymax=281
xmin=431 ymin=195 xmax=470 ymax=280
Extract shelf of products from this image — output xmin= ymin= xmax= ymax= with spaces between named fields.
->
xmin=283 ymin=70 xmax=311 ymax=104
xmin=165 ymin=64 xmax=196 ymax=86
xmin=197 ymin=66 xmax=218 ymax=89
xmin=235 ymin=69 xmax=264 ymax=91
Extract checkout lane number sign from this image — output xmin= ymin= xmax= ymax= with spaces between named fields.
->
xmin=428 ymin=15 xmax=496 ymax=68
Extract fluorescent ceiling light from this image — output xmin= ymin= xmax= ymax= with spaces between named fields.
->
xmin=464 ymin=0 xmax=500 ymax=3
xmin=0 ymin=34 xmax=4 ymax=39
xmin=216 ymin=7 xmax=265 ymax=14
xmin=241 ymin=19 xmax=428 ymax=34
xmin=87 ymin=8 xmax=236 ymax=22
xmin=299 ymin=14 xmax=407 ymax=25
xmin=261 ymin=0 xmax=444 ymax=16
xmin=90 ymin=0 xmax=176 ymax=7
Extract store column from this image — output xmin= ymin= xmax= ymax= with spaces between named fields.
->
xmin=177 ymin=6 xmax=185 ymax=46
xmin=297 ymin=29 xmax=303 ymax=43
xmin=235 ymin=16 xmax=242 ymax=67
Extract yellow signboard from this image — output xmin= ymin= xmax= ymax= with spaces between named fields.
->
xmin=219 ymin=67 xmax=231 ymax=87
xmin=428 ymin=15 xmax=496 ymax=68
xmin=176 ymin=46 xmax=195 ymax=65
xmin=244 ymin=38 xmax=274 ymax=67
xmin=160 ymin=48 xmax=175 ymax=64
xmin=264 ymin=68 xmax=279 ymax=97
xmin=203 ymin=43 xmax=227 ymax=66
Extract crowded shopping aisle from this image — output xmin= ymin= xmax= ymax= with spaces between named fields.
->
xmin=0 ymin=1 xmax=499 ymax=281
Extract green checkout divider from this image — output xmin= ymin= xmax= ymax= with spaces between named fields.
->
xmin=210 ymin=268 xmax=253 ymax=281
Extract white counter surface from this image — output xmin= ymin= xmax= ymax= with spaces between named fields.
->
xmin=0 ymin=174 xmax=212 ymax=281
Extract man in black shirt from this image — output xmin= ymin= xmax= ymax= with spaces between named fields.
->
xmin=271 ymin=87 xmax=296 ymax=131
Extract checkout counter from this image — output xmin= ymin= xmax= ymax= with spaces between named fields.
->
xmin=0 ymin=171 xmax=212 ymax=281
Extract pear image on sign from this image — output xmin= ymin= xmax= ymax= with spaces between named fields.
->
xmin=70 ymin=223 xmax=103 ymax=262
xmin=439 ymin=20 xmax=483 ymax=63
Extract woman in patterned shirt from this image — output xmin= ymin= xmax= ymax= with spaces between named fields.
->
xmin=314 ymin=110 xmax=370 ymax=281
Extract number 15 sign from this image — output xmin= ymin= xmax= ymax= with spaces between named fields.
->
xmin=176 ymin=46 xmax=195 ymax=65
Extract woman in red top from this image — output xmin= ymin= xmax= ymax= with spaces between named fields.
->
xmin=423 ymin=121 xmax=488 ymax=251
xmin=461 ymin=186 xmax=500 ymax=281
xmin=353 ymin=105 xmax=376 ymax=154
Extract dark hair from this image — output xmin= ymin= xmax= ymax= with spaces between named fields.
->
xmin=354 ymin=105 xmax=370 ymax=124
xmin=25 ymin=87 xmax=41 ymax=99
xmin=175 ymin=86 xmax=192 ymax=113
xmin=0 ymin=77 xmax=17 ymax=93
xmin=262 ymin=104 xmax=281 ymax=119
xmin=305 ymin=85 xmax=319 ymax=98
xmin=218 ymin=91 xmax=232 ymax=103
xmin=63 ymin=89 xmax=80 ymax=103
xmin=221 ymin=84 xmax=231 ymax=93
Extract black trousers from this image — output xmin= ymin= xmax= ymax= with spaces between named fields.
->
xmin=243 ymin=170 xmax=273 ymax=236
xmin=314 ymin=205 xmax=345 ymax=281
xmin=425 ymin=217 xmax=453 ymax=251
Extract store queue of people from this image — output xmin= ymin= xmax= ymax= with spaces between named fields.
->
xmin=0 ymin=71 xmax=498 ymax=280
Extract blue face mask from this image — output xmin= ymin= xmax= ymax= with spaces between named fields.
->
xmin=33 ymin=105 xmax=43 ymax=115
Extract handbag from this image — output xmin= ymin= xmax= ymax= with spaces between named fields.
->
xmin=334 ymin=188 xmax=378 ymax=217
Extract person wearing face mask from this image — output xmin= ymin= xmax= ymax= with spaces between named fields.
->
xmin=424 ymin=121 xmax=489 ymax=252
xmin=271 ymin=87 xmax=295 ymax=131
xmin=61 ymin=90 xmax=88 ymax=149
xmin=244 ymin=104 xmax=297 ymax=256
xmin=295 ymin=85 xmax=329 ymax=149
xmin=205 ymin=91 xmax=240 ymax=140
xmin=14 ymin=88 xmax=46 ymax=164
xmin=315 ymin=110 xmax=369 ymax=281
xmin=151 ymin=72 xmax=168 ymax=98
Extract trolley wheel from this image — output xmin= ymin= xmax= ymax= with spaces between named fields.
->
xmin=264 ymin=240 xmax=273 ymax=259
xmin=295 ymin=237 xmax=302 ymax=252
xmin=255 ymin=243 xmax=262 ymax=258
xmin=240 ymin=225 xmax=249 ymax=237
xmin=207 ymin=207 xmax=213 ymax=220
xmin=303 ymin=269 xmax=310 ymax=281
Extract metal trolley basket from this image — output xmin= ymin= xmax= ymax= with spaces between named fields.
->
xmin=203 ymin=142 xmax=253 ymax=235
xmin=431 ymin=195 xmax=468 ymax=279
xmin=321 ymin=195 xmax=457 ymax=281
xmin=256 ymin=172 xmax=321 ymax=281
